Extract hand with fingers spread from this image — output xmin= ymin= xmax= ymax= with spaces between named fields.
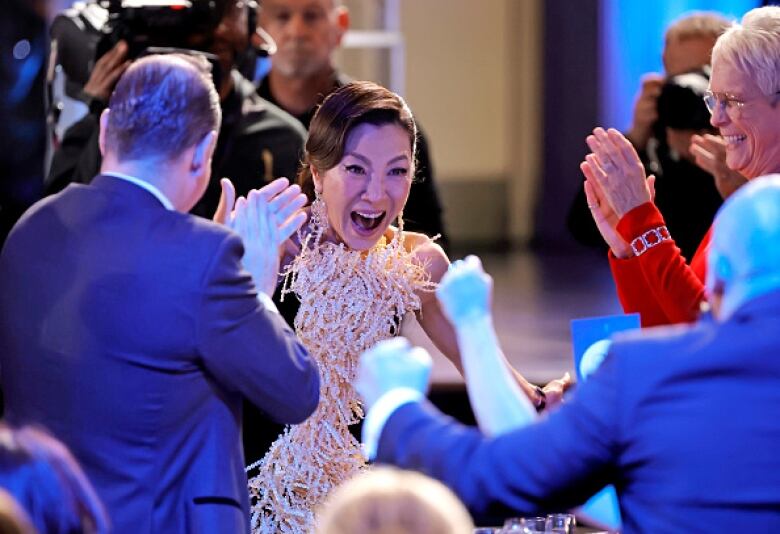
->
xmin=232 ymin=178 xmax=308 ymax=295
xmin=691 ymin=134 xmax=748 ymax=200
xmin=581 ymin=128 xmax=656 ymax=258
xmin=83 ymin=41 xmax=131 ymax=103
xmin=583 ymin=127 xmax=653 ymax=218
xmin=626 ymin=73 xmax=664 ymax=150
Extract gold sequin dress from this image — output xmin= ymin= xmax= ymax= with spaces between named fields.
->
xmin=247 ymin=228 xmax=434 ymax=533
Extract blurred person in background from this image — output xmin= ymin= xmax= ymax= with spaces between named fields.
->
xmin=625 ymin=12 xmax=746 ymax=205
xmin=581 ymin=6 xmax=780 ymax=326
xmin=316 ymin=467 xmax=474 ymax=534
xmin=46 ymin=0 xmax=307 ymax=219
xmin=0 ymin=423 xmax=109 ymax=534
xmin=256 ymin=0 xmax=448 ymax=247
xmin=0 ymin=0 xmax=47 ymax=249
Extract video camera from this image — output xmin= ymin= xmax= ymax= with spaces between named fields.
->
xmin=656 ymin=67 xmax=713 ymax=133
xmin=48 ymin=0 xmax=261 ymax=147
xmin=95 ymin=0 xmax=224 ymax=61
xmin=49 ymin=0 xmax=231 ymax=90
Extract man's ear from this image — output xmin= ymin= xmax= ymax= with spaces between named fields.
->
xmin=707 ymin=253 xmax=732 ymax=300
xmin=98 ymin=109 xmax=110 ymax=157
xmin=191 ymin=131 xmax=218 ymax=174
xmin=334 ymin=6 xmax=349 ymax=44
xmin=713 ymin=254 xmax=733 ymax=285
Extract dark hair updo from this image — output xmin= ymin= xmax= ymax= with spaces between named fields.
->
xmin=297 ymin=81 xmax=418 ymax=202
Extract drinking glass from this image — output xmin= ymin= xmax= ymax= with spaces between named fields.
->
xmin=518 ymin=517 xmax=548 ymax=533
xmin=546 ymin=513 xmax=575 ymax=533
xmin=500 ymin=517 xmax=525 ymax=532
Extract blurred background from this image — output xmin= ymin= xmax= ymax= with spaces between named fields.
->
xmin=0 ymin=0 xmax=769 ymax=389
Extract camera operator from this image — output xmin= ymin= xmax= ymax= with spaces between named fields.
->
xmin=46 ymin=0 xmax=307 ymax=220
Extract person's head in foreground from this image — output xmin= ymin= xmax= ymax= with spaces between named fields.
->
xmin=0 ymin=423 xmax=109 ymax=534
xmin=707 ymin=6 xmax=780 ymax=179
xmin=316 ymin=467 xmax=474 ymax=534
xmin=98 ymin=53 xmax=222 ymax=212
xmin=297 ymin=80 xmax=418 ymax=251
xmin=707 ymin=173 xmax=780 ymax=319
xmin=0 ymin=487 xmax=36 ymax=534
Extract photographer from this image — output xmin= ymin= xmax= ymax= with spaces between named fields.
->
xmin=46 ymin=0 xmax=306 ymax=219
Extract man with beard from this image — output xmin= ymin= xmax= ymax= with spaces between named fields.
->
xmin=46 ymin=0 xmax=306 ymax=219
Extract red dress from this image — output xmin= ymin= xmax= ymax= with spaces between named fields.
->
xmin=608 ymin=202 xmax=709 ymax=327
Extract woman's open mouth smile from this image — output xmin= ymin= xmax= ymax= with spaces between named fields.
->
xmin=350 ymin=210 xmax=387 ymax=235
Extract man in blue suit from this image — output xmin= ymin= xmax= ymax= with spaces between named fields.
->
xmin=358 ymin=174 xmax=780 ymax=533
xmin=0 ymin=53 xmax=320 ymax=533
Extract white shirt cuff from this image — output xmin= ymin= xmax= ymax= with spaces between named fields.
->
xmin=362 ymin=387 xmax=423 ymax=461
xmin=256 ymin=292 xmax=279 ymax=314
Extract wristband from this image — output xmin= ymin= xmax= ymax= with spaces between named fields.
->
xmin=630 ymin=225 xmax=671 ymax=256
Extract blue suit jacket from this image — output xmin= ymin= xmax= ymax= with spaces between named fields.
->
xmin=377 ymin=292 xmax=780 ymax=533
xmin=0 ymin=175 xmax=320 ymax=533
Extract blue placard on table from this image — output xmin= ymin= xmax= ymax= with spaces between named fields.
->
xmin=570 ymin=313 xmax=640 ymax=531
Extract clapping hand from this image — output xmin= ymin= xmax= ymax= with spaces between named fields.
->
xmin=212 ymin=178 xmax=236 ymax=225
xmin=356 ymin=338 xmax=432 ymax=411
xmin=436 ymin=255 xmax=493 ymax=326
xmin=690 ymin=133 xmax=748 ymax=199
xmin=231 ymin=178 xmax=308 ymax=295
xmin=580 ymin=127 xmax=656 ymax=259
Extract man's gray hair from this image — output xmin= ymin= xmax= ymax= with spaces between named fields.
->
xmin=105 ymin=54 xmax=222 ymax=161
xmin=712 ymin=6 xmax=780 ymax=96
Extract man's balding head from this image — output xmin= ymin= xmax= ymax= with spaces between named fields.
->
xmin=101 ymin=54 xmax=221 ymax=163
xmin=708 ymin=174 xmax=780 ymax=318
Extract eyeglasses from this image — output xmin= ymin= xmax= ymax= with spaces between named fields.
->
xmin=704 ymin=90 xmax=780 ymax=115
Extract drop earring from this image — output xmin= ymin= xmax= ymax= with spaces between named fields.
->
xmin=309 ymin=189 xmax=329 ymax=243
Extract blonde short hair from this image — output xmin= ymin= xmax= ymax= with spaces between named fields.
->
xmin=712 ymin=6 xmax=780 ymax=96
xmin=665 ymin=12 xmax=730 ymax=43
xmin=316 ymin=468 xmax=475 ymax=534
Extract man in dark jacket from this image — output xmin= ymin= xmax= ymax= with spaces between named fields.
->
xmin=0 ymin=53 xmax=319 ymax=533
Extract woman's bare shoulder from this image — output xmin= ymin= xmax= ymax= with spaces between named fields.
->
xmin=401 ymin=231 xmax=450 ymax=282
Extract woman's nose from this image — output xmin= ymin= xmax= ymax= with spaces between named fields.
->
xmin=709 ymin=102 xmax=729 ymax=128
xmin=362 ymin=175 xmax=385 ymax=202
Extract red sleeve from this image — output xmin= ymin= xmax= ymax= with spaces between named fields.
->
xmin=608 ymin=250 xmax=670 ymax=327
xmin=610 ymin=202 xmax=707 ymax=326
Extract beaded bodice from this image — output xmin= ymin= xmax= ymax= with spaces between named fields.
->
xmin=247 ymin=230 xmax=434 ymax=533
